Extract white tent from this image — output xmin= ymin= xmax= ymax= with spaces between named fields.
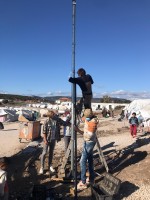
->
xmin=124 ymin=99 xmax=150 ymax=121
xmin=2 ymin=109 xmax=19 ymax=122
xmin=0 ymin=109 xmax=7 ymax=116
xmin=0 ymin=109 xmax=8 ymax=122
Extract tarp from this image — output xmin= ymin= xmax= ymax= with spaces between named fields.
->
xmin=0 ymin=108 xmax=33 ymax=122
xmin=0 ymin=108 xmax=18 ymax=122
xmin=4 ymin=109 xmax=19 ymax=122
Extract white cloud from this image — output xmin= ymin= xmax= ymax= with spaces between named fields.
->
xmin=93 ymin=90 xmax=150 ymax=100
xmin=47 ymin=91 xmax=53 ymax=95
xmin=45 ymin=91 xmax=71 ymax=97
xmin=0 ymin=90 xmax=8 ymax=94
xmin=111 ymin=90 xmax=126 ymax=95
xmin=35 ymin=90 xmax=150 ymax=100
xmin=56 ymin=91 xmax=62 ymax=94
xmin=1 ymin=89 xmax=150 ymax=101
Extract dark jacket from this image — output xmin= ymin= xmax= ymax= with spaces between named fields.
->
xmin=129 ymin=117 xmax=139 ymax=126
xmin=69 ymin=74 xmax=94 ymax=96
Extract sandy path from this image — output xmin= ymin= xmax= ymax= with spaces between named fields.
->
xmin=0 ymin=122 xmax=28 ymax=157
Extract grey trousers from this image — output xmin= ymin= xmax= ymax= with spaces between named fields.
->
xmin=40 ymin=140 xmax=56 ymax=169
xmin=64 ymin=136 xmax=71 ymax=152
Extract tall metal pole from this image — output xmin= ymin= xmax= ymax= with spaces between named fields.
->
xmin=71 ymin=0 xmax=77 ymax=199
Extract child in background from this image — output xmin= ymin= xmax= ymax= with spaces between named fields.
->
xmin=75 ymin=109 xmax=98 ymax=190
xmin=0 ymin=157 xmax=9 ymax=200
xmin=129 ymin=112 xmax=139 ymax=138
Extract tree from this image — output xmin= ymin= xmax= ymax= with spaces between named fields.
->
xmin=101 ymin=95 xmax=112 ymax=103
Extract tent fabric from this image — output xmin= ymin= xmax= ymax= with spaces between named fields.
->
xmin=0 ymin=108 xmax=33 ymax=122
xmin=4 ymin=109 xmax=19 ymax=122
xmin=0 ymin=109 xmax=7 ymax=116
xmin=0 ymin=108 xmax=18 ymax=122
xmin=124 ymin=99 xmax=150 ymax=121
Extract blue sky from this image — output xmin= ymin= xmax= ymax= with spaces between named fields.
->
xmin=0 ymin=0 xmax=150 ymax=100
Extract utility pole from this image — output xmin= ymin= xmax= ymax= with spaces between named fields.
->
xmin=71 ymin=0 xmax=77 ymax=199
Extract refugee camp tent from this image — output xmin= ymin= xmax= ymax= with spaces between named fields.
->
xmin=39 ymin=109 xmax=48 ymax=117
xmin=47 ymin=104 xmax=53 ymax=109
xmin=3 ymin=109 xmax=19 ymax=122
xmin=0 ymin=109 xmax=8 ymax=122
xmin=53 ymin=105 xmax=59 ymax=110
xmin=124 ymin=99 xmax=150 ymax=123
xmin=0 ymin=107 xmax=37 ymax=122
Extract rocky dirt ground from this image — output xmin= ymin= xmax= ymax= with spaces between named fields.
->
xmin=0 ymin=112 xmax=150 ymax=200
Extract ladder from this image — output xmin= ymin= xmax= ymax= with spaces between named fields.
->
xmin=58 ymin=139 xmax=73 ymax=176
xmin=95 ymin=132 xmax=109 ymax=172
xmin=58 ymin=131 xmax=109 ymax=177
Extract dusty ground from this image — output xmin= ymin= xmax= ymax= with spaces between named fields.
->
xmin=0 ymin=122 xmax=28 ymax=157
xmin=0 ymin=114 xmax=150 ymax=200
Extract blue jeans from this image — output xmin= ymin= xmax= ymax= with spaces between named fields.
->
xmin=80 ymin=141 xmax=96 ymax=184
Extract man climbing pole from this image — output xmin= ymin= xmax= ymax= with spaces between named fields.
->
xmin=69 ymin=68 xmax=94 ymax=109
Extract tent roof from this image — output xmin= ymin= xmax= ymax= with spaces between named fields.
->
xmin=0 ymin=109 xmax=7 ymax=116
xmin=125 ymin=99 xmax=150 ymax=120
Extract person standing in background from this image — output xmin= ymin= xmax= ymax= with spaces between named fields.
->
xmin=129 ymin=112 xmax=139 ymax=138
xmin=62 ymin=111 xmax=71 ymax=152
xmin=39 ymin=111 xmax=70 ymax=174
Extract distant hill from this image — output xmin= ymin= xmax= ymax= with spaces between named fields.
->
xmin=44 ymin=96 xmax=131 ymax=103
xmin=36 ymin=95 xmax=131 ymax=104
xmin=0 ymin=93 xmax=131 ymax=104
xmin=0 ymin=94 xmax=42 ymax=101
